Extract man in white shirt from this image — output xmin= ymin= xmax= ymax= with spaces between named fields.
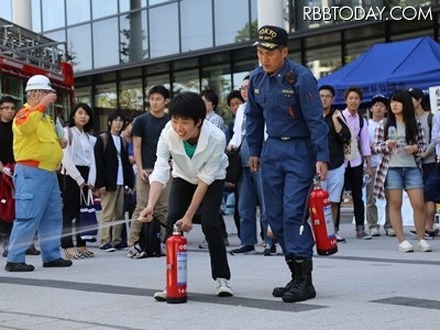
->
xmin=140 ymin=92 xmax=233 ymax=299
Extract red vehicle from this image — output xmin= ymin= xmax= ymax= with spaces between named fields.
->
xmin=0 ymin=21 xmax=74 ymax=120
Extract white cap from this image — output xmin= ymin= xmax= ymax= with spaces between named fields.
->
xmin=25 ymin=75 xmax=54 ymax=92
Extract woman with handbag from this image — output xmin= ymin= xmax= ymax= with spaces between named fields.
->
xmin=59 ymin=103 xmax=97 ymax=259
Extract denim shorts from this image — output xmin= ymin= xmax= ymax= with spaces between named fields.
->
xmin=321 ymin=164 xmax=345 ymax=203
xmin=385 ymin=167 xmax=424 ymax=190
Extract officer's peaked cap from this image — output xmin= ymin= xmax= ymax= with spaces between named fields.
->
xmin=253 ymin=25 xmax=288 ymax=50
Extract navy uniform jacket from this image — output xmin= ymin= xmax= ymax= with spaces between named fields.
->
xmin=246 ymin=59 xmax=329 ymax=163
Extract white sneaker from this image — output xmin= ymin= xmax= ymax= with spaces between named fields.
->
xmin=127 ymin=245 xmax=147 ymax=259
xmin=385 ymin=228 xmax=396 ymax=237
xmin=153 ymin=290 xmax=167 ymax=301
xmin=370 ymin=227 xmax=380 ymax=237
xmin=398 ymin=240 xmax=414 ymax=253
xmin=417 ymin=239 xmax=432 ymax=252
xmin=335 ymin=232 xmax=346 ymax=242
xmin=216 ymin=278 xmax=233 ymax=297
xmin=198 ymin=239 xmax=208 ymax=249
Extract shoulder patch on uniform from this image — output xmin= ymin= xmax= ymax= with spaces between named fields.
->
xmin=284 ymin=71 xmax=297 ymax=85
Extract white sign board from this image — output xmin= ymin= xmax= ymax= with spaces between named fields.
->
xmin=429 ymin=86 xmax=440 ymax=115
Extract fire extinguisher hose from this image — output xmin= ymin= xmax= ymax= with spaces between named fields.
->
xmin=299 ymin=174 xmax=320 ymax=236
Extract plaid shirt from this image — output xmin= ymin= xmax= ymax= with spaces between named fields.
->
xmin=206 ymin=111 xmax=225 ymax=130
xmin=373 ymin=120 xmax=426 ymax=200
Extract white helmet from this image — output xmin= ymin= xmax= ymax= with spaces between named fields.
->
xmin=25 ymin=75 xmax=54 ymax=92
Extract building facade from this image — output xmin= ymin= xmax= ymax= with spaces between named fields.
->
xmin=1 ymin=0 xmax=439 ymax=128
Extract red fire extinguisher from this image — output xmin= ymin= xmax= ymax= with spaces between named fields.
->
xmin=166 ymin=224 xmax=188 ymax=303
xmin=308 ymin=177 xmax=338 ymax=256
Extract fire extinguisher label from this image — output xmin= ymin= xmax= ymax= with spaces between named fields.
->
xmin=177 ymin=251 xmax=187 ymax=286
xmin=324 ymin=205 xmax=336 ymax=237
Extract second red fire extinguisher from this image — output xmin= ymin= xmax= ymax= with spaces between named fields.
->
xmin=308 ymin=176 xmax=338 ymax=256
xmin=165 ymin=224 xmax=188 ymax=303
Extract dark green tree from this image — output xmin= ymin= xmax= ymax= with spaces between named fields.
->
xmin=234 ymin=20 xmax=259 ymax=43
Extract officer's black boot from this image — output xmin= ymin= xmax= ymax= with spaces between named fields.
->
xmin=272 ymin=257 xmax=295 ymax=297
xmin=282 ymin=259 xmax=316 ymax=303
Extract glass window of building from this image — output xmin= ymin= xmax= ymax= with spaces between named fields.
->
xmin=173 ymin=70 xmax=201 ymax=95
xmin=233 ymin=71 xmax=250 ymax=90
xmin=42 ymin=0 xmax=65 ymax=31
xmin=92 ymin=0 xmax=117 ymax=19
xmin=95 ymin=84 xmax=117 ymax=108
xmin=67 ymin=24 xmax=92 ymax=72
xmin=149 ymin=0 xmax=169 ymax=5
xmin=44 ymin=30 xmax=66 ymax=44
xmin=1 ymin=1 xmax=12 ymax=21
xmin=93 ymin=18 xmax=119 ymax=69
xmin=66 ymin=0 xmax=91 ymax=25
xmin=119 ymin=79 xmax=143 ymax=111
xmin=120 ymin=9 xmax=148 ymax=63
xmin=214 ymin=0 xmax=249 ymax=46
xmin=74 ymin=86 xmax=92 ymax=105
xmin=232 ymin=59 xmax=256 ymax=89
xmin=201 ymin=64 xmax=232 ymax=119
xmin=345 ymin=39 xmax=381 ymax=66
xmin=306 ymin=44 xmax=342 ymax=80
xmin=0 ymin=75 xmax=22 ymax=102
xmin=250 ymin=0 xmax=258 ymax=26
xmin=180 ymin=0 xmax=212 ymax=51
xmin=31 ymin=0 xmax=42 ymax=32
xmin=149 ymin=3 xmax=179 ymax=57
xmin=95 ymin=82 xmax=117 ymax=131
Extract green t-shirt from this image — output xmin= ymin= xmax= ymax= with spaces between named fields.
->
xmin=183 ymin=140 xmax=197 ymax=159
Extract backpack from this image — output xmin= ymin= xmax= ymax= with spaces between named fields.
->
xmin=340 ymin=113 xmax=364 ymax=161
xmin=138 ymin=218 xmax=162 ymax=257
xmin=98 ymin=132 xmax=128 ymax=151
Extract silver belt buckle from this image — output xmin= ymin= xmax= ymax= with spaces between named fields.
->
xmin=280 ymin=136 xmax=291 ymax=141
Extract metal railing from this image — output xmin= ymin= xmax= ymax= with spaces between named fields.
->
xmin=0 ymin=23 xmax=68 ymax=74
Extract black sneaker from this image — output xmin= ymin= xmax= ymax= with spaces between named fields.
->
xmin=25 ymin=245 xmax=41 ymax=255
xmin=229 ymin=245 xmax=256 ymax=255
xmin=5 ymin=262 xmax=34 ymax=272
xmin=43 ymin=258 xmax=73 ymax=268
xmin=410 ymin=229 xmax=440 ymax=238
xmin=114 ymin=241 xmax=128 ymax=250
xmin=99 ymin=243 xmax=116 ymax=252
xmin=2 ymin=250 xmax=8 ymax=258
xmin=426 ymin=228 xmax=440 ymax=237
xmin=263 ymin=244 xmax=277 ymax=256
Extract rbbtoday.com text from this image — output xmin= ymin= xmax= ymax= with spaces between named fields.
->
xmin=303 ymin=6 xmax=433 ymax=22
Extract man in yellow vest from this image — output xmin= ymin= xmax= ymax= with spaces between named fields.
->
xmin=5 ymin=75 xmax=72 ymax=272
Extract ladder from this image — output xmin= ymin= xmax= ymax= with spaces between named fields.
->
xmin=0 ymin=21 xmax=68 ymax=74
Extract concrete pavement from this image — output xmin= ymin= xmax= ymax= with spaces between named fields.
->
xmin=1 ymin=211 xmax=440 ymax=329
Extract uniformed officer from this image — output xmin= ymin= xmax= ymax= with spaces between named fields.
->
xmin=246 ymin=25 xmax=329 ymax=302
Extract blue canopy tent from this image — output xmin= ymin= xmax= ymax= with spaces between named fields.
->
xmin=318 ymin=36 xmax=440 ymax=106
